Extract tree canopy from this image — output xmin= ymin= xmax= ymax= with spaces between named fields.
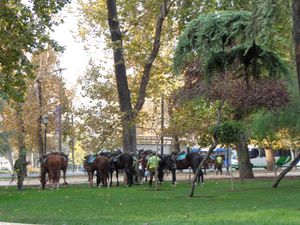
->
xmin=0 ymin=0 xmax=70 ymax=101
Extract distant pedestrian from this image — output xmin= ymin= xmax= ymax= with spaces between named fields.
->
xmin=215 ymin=154 xmax=223 ymax=175
xmin=13 ymin=151 xmax=30 ymax=191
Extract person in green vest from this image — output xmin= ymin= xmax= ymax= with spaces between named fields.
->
xmin=215 ymin=154 xmax=223 ymax=175
xmin=13 ymin=150 xmax=30 ymax=191
xmin=147 ymin=152 xmax=161 ymax=187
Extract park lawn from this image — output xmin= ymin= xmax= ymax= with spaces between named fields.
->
xmin=0 ymin=178 xmax=300 ymax=225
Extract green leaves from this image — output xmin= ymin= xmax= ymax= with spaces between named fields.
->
xmin=174 ymin=11 xmax=251 ymax=74
xmin=0 ymin=0 xmax=70 ymax=102
xmin=218 ymin=120 xmax=245 ymax=144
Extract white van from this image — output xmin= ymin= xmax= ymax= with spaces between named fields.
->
xmin=231 ymin=148 xmax=292 ymax=169
xmin=0 ymin=157 xmax=12 ymax=171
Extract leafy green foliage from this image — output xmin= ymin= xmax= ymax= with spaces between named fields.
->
xmin=166 ymin=98 xmax=220 ymax=146
xmin=76 ymin=63 xmax=122 ymax=152
xmin=218 ymin=120 xmax=245 ymax=144
xmin=0 ymin=0 xmax=70 ymax=101
xmin=173 ymin=10 xmax=290 ymax=119
xmin=251 ymin=95 xmax=300 ymax=143
xmin=174 ymin=11 xmax=251 ymax=74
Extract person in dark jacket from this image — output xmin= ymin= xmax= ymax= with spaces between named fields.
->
xmin=13 ymin=151 xmax=30 ymax=191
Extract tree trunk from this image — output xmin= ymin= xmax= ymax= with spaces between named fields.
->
xmin=106 ymin=0 xmax=136 ymax=153
xmin=15 ymin=103 xmax=26 ymax=160
xmin=36 ymin=78 xmax=44 ymax=156
xmin=293 ymin=0 xmax=300 ymax=95
xmin=265 ymin=148 xmax=275 ymax=171
xmin=189 ymin=100 xmax=224 ymax=197
xmin=189 ymin=131 xmax=218 ymax=197
xmin=173 ymin=135 xmax=180 ymax=152
xmin=236 ymin=133 xmax=254 ymax=179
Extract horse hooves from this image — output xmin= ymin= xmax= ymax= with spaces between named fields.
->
xmin=63 ymin=182 xmax=68 ymax=185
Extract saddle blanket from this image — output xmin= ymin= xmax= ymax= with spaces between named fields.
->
xmin=87 ymin=155 xmax=97 ymax=164
xmin=177 ymin=153 xmax=187 ymax=161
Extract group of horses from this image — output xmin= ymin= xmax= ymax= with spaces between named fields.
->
xmin=38 ymin=150 xmax=209 ymax=190
xmin=82 ymin=150 xmax=206 ymax=188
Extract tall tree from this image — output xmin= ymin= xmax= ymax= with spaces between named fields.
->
xmin=105 ymin=0 xmax=173 ymax=153
xmin=174 ymin=11 xmax=290 ymax=179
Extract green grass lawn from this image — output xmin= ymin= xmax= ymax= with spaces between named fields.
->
xmin=0 ymin=178 xmax=300 ymax=225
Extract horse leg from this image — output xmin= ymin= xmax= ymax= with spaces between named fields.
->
xmin=129 ymin=169 xmax=133 ymax=187
xmin=40 ymin=171 xmax=46 ymax=190
xmin=125 ymin=169 xmax=133 ymax=187
xmin=97 ymin=171 xmax=101 ymax=188
xmin=109 ymin=169 xmax=113 ymax=187
xmin=171 ymin=169 xmax=176 ymax=186
xmin=63 ymin=169 xmax=68 ymax=185
xmin=116 ymin=170 xmax=119 ymax=186
xmin=56 ymin=170 xmax=61 ymax=189
xmin=149 ymin=171 xmax=153 ymax=187
xmin=90 ymin=171 xmax=94 ymax=187
xmin=49 ymin=170 xmax=54 ymax=190
xmin=103 ymin=172 xmax=107 ymax=187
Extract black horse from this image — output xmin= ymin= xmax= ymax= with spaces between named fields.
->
xmin=157 ymin=154 xmax=177 ymax=185
xmin=109 ymin=152 xmax=134 ymax=187
xmin=170 ymin=152 xmax=204 ymax=185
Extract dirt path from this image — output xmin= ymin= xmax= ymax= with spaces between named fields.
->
xmin=1 ymin=168 xmax=300 ymax=187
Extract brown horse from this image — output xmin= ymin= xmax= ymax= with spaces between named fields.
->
xmin=40 ymin=154 xmax=68 ymax=189
xmin=83 ymin=155 xmax=109 ymax=187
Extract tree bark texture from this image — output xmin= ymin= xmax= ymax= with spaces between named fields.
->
xmin=189 ymin=131 xmax=218 ymax=197
xmin=293 ymin=0 xmax=300 ymax=96
xmin=265 ymin=148 xmax=275 ymax=171
xmin=173 ymin=135 xmax=181 ymax=153
xmin=15 ymin=103 xmax=26 ymax=161
xmin=236 ymin=133 xmax=254 ymax=179
xmin=36 ymin=78 xmax=44 ymax=156
xmin=134 ymin=0 xmax=173 ymax=113
xmin=106 ymin=0 xmax=136 ymax=153
xmin=189 ymin=101 xmax=224 ymax=197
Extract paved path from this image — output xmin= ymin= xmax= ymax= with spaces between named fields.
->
xmin=1 ymin=168 xmax=300 ymax=187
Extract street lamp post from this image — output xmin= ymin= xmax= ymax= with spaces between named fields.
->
xmin=42 ymin=115 xmax=49 ymax=155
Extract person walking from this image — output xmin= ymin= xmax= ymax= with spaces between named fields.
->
xmin=13 ymin=151 xmax=30 ymax=191
xmin=215 ymin=154 xmax=223 ymax=175
xmin=147 ymin=152 xmax=161 ymax=187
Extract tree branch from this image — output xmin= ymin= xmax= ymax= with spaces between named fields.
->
xmin=134 ymin=0 xmax=174 ymax=115
xmin=189 ymin=100 xmax=225 ymax=197
xmin=272 ymin=153 xmax=300 ymax=188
